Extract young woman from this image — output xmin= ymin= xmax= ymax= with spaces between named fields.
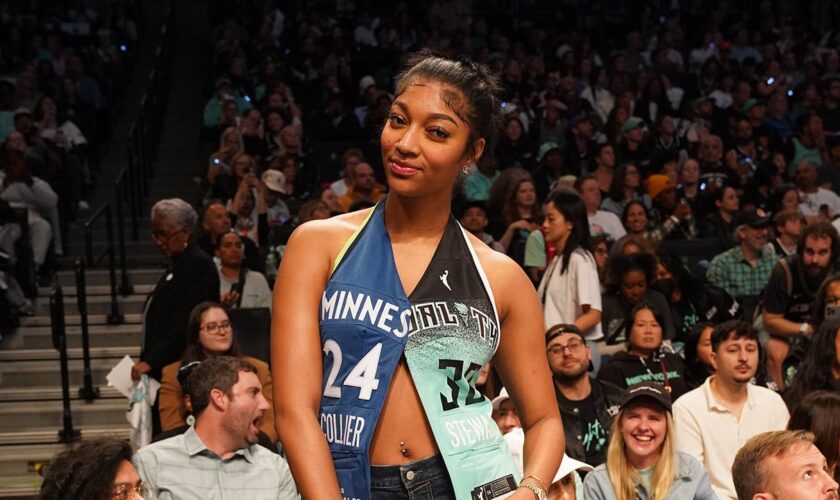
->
xmin=683 ymin=322 xmax=716 ymax=389
xmin=583 ymin=381 xmax=715 ymax=500
xmin=598 ymin=303 xmax=689 ymax=400
xmin=699 ymin=186 xmax=740 ymax=242
xmin=784 ymin=317 xmax=840 ymax=409
xmin=601 ymin=163 xmax=651 ymax=216
xmin=600 ymin=253 xmax=675 ymax=347
xmin=158 ymin=302 xmax=276 ymax=442
xmin=272 ymin=53 xmax=563 ymax=499
xmin=788 ymin=390 xmax=840 ymax=484
xmin=498 ymin=177 xmax=541 ymax=264
xmin=538 ymin=189 xmax=604 ymax=372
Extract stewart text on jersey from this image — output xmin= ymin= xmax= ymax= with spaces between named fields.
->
xmin=319 ymin=200 xmax=519 ymax=499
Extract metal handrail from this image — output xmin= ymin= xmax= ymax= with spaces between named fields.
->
xmin=83 ymin=203 xmax=123 ymax=325
xmin=74 ymin=259 xmax=101 ymax=402
xmin=114 ymin=168 xmax=134 ymax=294
xmin=50 ymin=280 xmax=80 ymax=443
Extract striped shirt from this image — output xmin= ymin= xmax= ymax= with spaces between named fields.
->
xmin=706 ymin=244 xmax=777 ymax=298
xmin=133 ymin=426 xmax=297 ymax=500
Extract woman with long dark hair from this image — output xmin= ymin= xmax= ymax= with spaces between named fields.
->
xmin=272 ymin=52 xmax=562 ymax=499
xmin=788 ymin=390 xmax=840 ymax=484
xmin=158 ymin=302 xmax=276 ymax=441
xmin=784 ymin=317 xmax=840 ymax=409
xmin=601 ymin=163 xmax=651 ymax=216
xmin=538 ymin=188 xmax=604 ymax=371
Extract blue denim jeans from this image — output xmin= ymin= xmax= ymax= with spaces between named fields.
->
xmin=370 ymin=454 xmax=455 ymax=499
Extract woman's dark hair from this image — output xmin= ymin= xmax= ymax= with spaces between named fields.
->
xmin=604 ymin=252 xmax=657 ymax=292
xmin=394 ymin=51 xmax=503 ymax=162
xmin=39 ymin=437 xmax=133 ymax=500
xmin=788 ymin=390 xmax=840 ymax=483
xmin=184 ymin=301 xmax=240 ymax=362
xmin=607 ymin=163 xmax=639 ymax=203
xmin=785 ymin=317 xmax=840 ymax=409
xmin=625 ymin=302 xmax=665 ymax=349
xmin=809 ymin=273 xmax=840 ymax=328
xmin=713 ymin=185 xmax=737 ymax=203
xmin=770 ymin=183 xmax=798 ymax=214
xmin=684 ymin=321 xmax=715 ymax=388
xmin=545 ymin=188 xmax=593 ymax=274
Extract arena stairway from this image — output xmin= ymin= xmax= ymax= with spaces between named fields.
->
xmin=0 ymin=0 xmax=209 ymax=497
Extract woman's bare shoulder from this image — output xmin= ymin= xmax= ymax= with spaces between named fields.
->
xmin=286 ymin=209 xmax=373 ymax=257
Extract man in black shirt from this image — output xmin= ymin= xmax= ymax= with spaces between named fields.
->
xmin=763 ymin=222 xmax=840 ymax=388
xmin=546 ymin=324 xmax=625 ymax=467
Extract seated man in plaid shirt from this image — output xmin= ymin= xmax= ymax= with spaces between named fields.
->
xmin=706 ymin=208 xmax=777 ymax=298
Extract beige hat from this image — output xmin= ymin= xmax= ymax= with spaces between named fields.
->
xmin=261 ymin=169 xmax=286 ymax=194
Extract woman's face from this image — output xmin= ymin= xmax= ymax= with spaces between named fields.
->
xmin=505 ymin=118 xmax=523 ymax=141
xmin=515 ymin=181 xmax=536 ymax=208
xmin=782 ymin=190 xmax=800 ymax=211
xmin=594 ymin=241 xmax=609 ymax=269
xmin=680 ymin=159 xmax=700 ymax=184
xmin=198 ymin=307 xmax=233 ymax=356
xmin=320 ymin=189 xmax=339 ymax=211
xmin=267 ymin=112 xmax=284 ymax=132
xmin=624 ymin=166 xmax=640 ymax=188
xmin=629 ymin=307 xmax=663 ymax=353
xmin=621 ymin=269 xmax=648 ymax=305
xmin=697 ymin=326 xmax=715 ymax=370
xmin=542 ymin=202 xmax=573 ymax=245
xmin=719 ymin=187 xmax=740 ymax=213
xmin=621 ymin=401 xmax=668 ymax=469
xmin=625 ymin=203 xmax=648 ymax=233
xmin=233 ymin=155 xmax=253 ymax=178
xmin=222 ymin=131 xmax=240 ymax=152
xmin=282 ymin=158 xmax=296 ymax=178
xmin=380 ymin=79 xmax=479 ymax=198
xmin=41 ymin=97 xmax=57 ymax=119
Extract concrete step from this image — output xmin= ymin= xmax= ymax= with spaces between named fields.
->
xmin=0 ymin=399 xmax=130 ymax=434
xmin=19 ymin=313 xmax=142 ymax=327
xmin=0 ymin=356 xmax=135 ymax=388
xmin=56 ymin=268 xmax=162 ymax=287
xmin=38 ymin=283 xmax=155 ymax=298
xmin=0 ymin=385 xmax=125 ymax=403
xmin=56 ymin=253 xmax=167 ymax=269
xmin=0 ymin=346 xmax=140 ymax=363
xmin=63 ymin=240 xmax=162 ymax=256
xmin=14 ymin=323 xmax=142 ymax=350
xmin=34 ymin=293 xmax=148 ymax=316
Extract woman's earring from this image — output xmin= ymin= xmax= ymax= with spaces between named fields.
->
xmin=463 ymin=163 xmax=475 ymax=175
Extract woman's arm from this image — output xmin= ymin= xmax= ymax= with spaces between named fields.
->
xmin=574 ymin=305 xmax=601 ymax=333
xmin=271 ymin=221 xmax=343 ymax=499
xmin=498 ymin=220 xmax=531 ymax=252
xmin=489 ymin=252 xmax=564 ymax=495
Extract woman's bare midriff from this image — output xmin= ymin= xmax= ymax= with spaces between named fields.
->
xmin=369 ymin=360 xmax=439 ymax=464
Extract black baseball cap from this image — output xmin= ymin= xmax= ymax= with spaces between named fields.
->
xmin=621 ymin=381 xmax=672 ymax=412
xmin=545 ymin=323 xmax=585 ymax=344
xmin=734 ymin=208 xmax=771 ymax=229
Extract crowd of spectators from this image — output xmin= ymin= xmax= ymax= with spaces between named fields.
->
xmin=31 ymin=0 xmax=840 ymax=498
xmin=0 ymin=1 xmax=139 ymax=330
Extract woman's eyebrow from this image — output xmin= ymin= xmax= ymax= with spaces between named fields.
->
xmin=393 ymin=100 xmax=458 ymax=126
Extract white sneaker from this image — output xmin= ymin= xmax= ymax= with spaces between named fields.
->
xmin=78 ymin=200 xmax=90 ymax=211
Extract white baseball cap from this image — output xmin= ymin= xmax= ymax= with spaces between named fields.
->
xmin=503 ymin=427 xmax=594 ymax=483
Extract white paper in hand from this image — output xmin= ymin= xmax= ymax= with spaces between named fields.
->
xmin=107 ymin=355 xmax=137 ymax=399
